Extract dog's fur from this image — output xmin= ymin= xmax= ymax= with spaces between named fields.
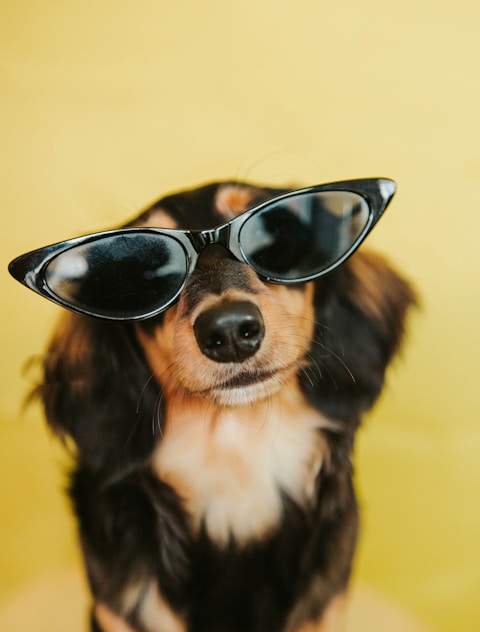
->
xmin=36 ymin=181 xmax=416 ymax=632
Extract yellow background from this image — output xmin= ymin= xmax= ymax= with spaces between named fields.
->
xmin=1 ymin=1 xmax=479 ymax=630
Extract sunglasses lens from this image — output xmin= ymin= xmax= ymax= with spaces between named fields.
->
xmin=239 ymin=191 xmax=370 ymax=281
xmin=44 ymin=232 xmax=188 ymax=319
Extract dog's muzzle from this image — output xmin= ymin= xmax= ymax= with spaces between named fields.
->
xmin=193 ymin=300 xmax=265 ymax=363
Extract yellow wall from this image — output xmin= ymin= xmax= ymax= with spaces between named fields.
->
xmin=1 ymin=1 xmax=479 ymax=630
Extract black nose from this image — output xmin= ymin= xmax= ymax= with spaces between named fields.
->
xmin=193 ymin=301 xmax=265 ymax=363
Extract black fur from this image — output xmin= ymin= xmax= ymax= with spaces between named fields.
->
xmin=35 ymin=181 xmax=416 ymax=631
xmin=300 ymin=256 xmax=415 ymax=423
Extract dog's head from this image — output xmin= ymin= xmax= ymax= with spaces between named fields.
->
xmin=29 ymin=181 xmax=415 ymax=474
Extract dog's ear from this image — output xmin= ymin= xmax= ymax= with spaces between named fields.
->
xmin=300 ymin=251 xmax=417 ymax=424
xmin=36 ymin=314 xmax=162 ymax=474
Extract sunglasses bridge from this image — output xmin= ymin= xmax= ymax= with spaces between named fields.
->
xmin=188 ymin=224 xmax=233 ymax=253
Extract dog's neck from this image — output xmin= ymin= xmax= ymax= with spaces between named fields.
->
xmin=150 ymin=381 xmax=332 ymax=547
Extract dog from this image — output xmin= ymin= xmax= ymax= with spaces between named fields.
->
xmin=10 ymin=179 xmax=416 ymax=631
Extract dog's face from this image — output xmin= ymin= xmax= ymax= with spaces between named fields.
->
xmin=36 ymin=180 xmax=415 ymax=478
xmin=134 ymin=182 xmax=316 ymax=409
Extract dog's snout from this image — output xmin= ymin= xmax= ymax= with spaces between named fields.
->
xmin=193 ymin=301 xmax=265 ymax=363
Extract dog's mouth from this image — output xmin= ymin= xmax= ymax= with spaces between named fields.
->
xmin=196 ymin=365 xmax=298 ymax=408
xmin=221 ymin=369 xmax=277 ymax=389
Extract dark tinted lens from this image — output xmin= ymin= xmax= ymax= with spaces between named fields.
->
xmin=239 ymin=191 xmax=370 ymax=280
xmin=45 ymin=232 xmax=187 ymax=319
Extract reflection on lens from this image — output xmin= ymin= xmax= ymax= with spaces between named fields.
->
xmin=239 ymin=191 xmax=369 ymax=280
xmin=45 ymin=233 xmax=187 ymax=318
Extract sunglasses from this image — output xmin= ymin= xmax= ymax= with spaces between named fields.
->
xmin=8 ymin=178 xmax=396 ymax=322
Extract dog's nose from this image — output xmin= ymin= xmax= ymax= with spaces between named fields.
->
xmin=193 ymin=301 xmax=265 ymax=363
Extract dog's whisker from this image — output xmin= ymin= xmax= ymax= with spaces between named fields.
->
xmin=136 ymin=373 xmax=156 ymax=415
xmin=302 ymin=336 xmax=356 ymax=384
xmin=152 ymin=390 xmax=166 ymax=437
xmin=231 ymin=396 xmax=273 ymax=431
xmin=299 ymin=364 xmax=316 ymax=388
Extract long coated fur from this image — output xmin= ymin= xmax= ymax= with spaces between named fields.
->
xmin=36 ymin=181 xmax=416 ymax=632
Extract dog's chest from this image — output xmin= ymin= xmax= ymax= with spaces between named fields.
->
xmin=151 ymin=391 xmax=329 ymax=546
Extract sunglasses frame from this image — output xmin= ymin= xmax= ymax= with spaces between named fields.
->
xmin=8 ymin=178 xmax=396 ymax=321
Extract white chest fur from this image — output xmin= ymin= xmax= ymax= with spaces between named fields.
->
xmin=151 ymin=386 xmax=331 ymax=546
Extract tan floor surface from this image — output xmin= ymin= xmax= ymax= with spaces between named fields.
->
xmin=0 ymin=568 xmax=431 ymax=632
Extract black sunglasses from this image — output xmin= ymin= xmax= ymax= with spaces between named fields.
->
xmin=8 ymin=178 xmax=396 ymax=322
